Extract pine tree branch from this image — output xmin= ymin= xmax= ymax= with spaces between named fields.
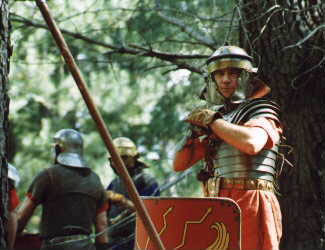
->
xmin=11 ymin=14 xmax=206 ymax=74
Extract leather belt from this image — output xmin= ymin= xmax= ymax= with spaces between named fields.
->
xmin=220 ymin=177 xmax=274 ymax=192
xmin=45 ymin=234 xmax=90 ymax=245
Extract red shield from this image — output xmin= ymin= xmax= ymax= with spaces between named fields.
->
xmin=135 ymin=197 xmax=241 ymax=250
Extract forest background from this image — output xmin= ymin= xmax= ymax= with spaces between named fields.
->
xmin=1 ymin=0 xmax=325 ymax=249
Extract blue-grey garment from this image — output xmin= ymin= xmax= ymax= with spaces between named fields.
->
xmin=106 ymin=168 xmax=159 ymax=250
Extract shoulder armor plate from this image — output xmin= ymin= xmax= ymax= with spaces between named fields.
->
xmin=225 ymin=98 xmax=281 ymax=125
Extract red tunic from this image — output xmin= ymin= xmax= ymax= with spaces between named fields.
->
xmin=219 ymin=186 xmax=282 ymax=250
xmin=209 ymin=118 xmax=283 ymax=250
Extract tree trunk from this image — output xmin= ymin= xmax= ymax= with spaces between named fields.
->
xmin=0 ymin=0 xmax=11 ymax=248
xmin=240 ymin=0 xmax=325 ymax=249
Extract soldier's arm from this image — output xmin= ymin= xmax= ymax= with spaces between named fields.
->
xmin=17 ymin=168 xmax=50 ymax=234
xmin=173 ymin=137 xmax=207 ymax=172
xmin=95 ymin=211 xmax=109 ymax=244
xmin=106 ymin=191 xmax=135 ymax=211
xmin=7 ymin=210 xmax=18 ymax=250
xmin=209 ymin=118 xmax=269 ymax=155
xmin=209 ymin=117 xmax=281 ymax=155
xmin=16 ymin=197 xmax=37 ymax=234
xmin=243 ymin=118 xmax=282 ymax=149
xmin=173 ymin=108 xmax=218 ymax=172
xmin=7 ymin=186 xmax=20 ymax=250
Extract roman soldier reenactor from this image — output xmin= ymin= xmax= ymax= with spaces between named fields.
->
xmin=17 ymin=129 xmax=109 ymax=250
xmin=107 ymin=137 xmax=160 ymax=250
xmin=174 ymin=46 xmax=286 ymax=250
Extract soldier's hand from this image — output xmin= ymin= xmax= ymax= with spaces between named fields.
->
xmin=185 ymin=108 xmax=221 ymax=129
xmin=106 ymin=190 xmax=124 ymax=202
xmin=106 ymin=191 xmax=135 ymax=211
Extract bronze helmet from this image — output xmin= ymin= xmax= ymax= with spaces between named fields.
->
xmin=206 ymin=46 xmax=257 ymax=74
xmin=203 ymin=46 xmax=261 ymax=104
xmin=109 ymin=137 xmax=148 ymax=169
xmin=113 ymin=137 xmax=139 ymax=157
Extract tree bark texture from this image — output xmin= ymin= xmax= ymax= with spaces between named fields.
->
xmin=0 ymin=0 xmax=11 ymax=248
xmin=240 ymin=0 xmax=325 ymax=249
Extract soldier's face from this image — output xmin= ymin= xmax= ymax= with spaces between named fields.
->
xmin=109 ymin=155 xmax=136 ymax=170
xmin=213 ymin=67 xmax=241 ymax=98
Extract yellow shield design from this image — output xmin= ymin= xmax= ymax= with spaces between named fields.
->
xmin=135 ymin=197 xmax=241 ymax=250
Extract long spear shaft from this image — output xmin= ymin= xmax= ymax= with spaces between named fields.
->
xmin=35 ymin=1 xmax=165 ymax=249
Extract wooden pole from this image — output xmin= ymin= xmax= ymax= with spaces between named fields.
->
xmin=34 ymin=1 xmax=165 ymax=249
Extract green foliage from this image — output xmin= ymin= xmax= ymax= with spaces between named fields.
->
xmin=9 ymin=0 xmax=236 ymax=232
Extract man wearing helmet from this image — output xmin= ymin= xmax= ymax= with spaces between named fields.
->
xmin=173 ymin=46 xmax=284 ymax=250
xmin=17 ymin=129 xmax=109 ymax=250
xmin=106 ymin=137 xmax=160 ymax=250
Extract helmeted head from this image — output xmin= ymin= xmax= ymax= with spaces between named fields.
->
xmin=53 ymin=128 xmax=87 ymax=168
xmin=204 ymin=45 xmax=258 ymax=104
xmin=8 ymin=163 xmax=20 ymax=187
xmin=109 ymin=137 xmax=148 ymax=171
xmin=113 ymin=137 xmax=139 ymax=158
